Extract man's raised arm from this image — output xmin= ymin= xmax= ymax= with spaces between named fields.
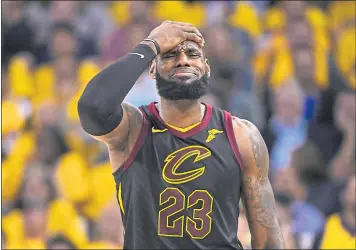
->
xmin=233 ymin=118 xmax=285 ymax=249
xmin=77 ymin=41 xmax=157 ymax=142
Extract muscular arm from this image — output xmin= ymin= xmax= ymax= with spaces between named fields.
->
xmin=77 ymin=42 xmax=156 ymax=144
xmin=233 ymin=118 xmax=284 ymax=249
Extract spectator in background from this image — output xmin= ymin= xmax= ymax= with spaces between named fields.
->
xmin=29 ymin=1 xmax=99 ymax=64
xmin=84 ymin=201 xmax=123 ymax=249
xmin=204 ymin=25 xmax=239 ymax=97
xmin=49 ymin=1 xmax=99 ymax=60
xmin=75 ymin=1 xmax=115 ymax=46
xmin=203 ymin=23 xmax=264 ymax=129
xmin=46 ymin=234 xmax=77 ymax=249
xmin=313 ymin=175 xmax=356 ymax=249
xmin=48 ymin=22 xmax=81 ymax=106
xmin=286 ymin=19 xmax=313 ymax=49
xmin=34 ymin=106 xmax=69 ymax=168
xmin=274 ymin=143 xmax=327 ymax=249
xmin=16 ymin=165 xmax=57 ymax=209
xmin=49 ymin=22 xmax=78 ymax=60
xmin=2 ymin=1 xmax=35 ymax=67
xmin=32 ymin=22 xmax=79 ymax=106
xmin=204 ymin=1 xmax=228 ymax=26
xmin=292 ymin=48 xmax=320 ymax=96
xmin=4 ymin=199 xmax=49 ymax=249
xmin=262 ymin=79 xmax=307 ymax=175
xmin=102 ymin=21 xmax=153 ymax=65
xmin=329 ymin=91 xmax=355 ymax=181
xmin=291 ymin=141 xmax=342 ymax=217
xmin=274 ymin=194 xmax=297 ymax=249
xmin=3 ymin=165 xmax=87 ymax=248
xmin=101 ymin=1 xmax=156 ymax=64
xmin=309 ymin=89 xmax=355 ymax=180
xmin=280 ymin=1 xmax=307 ymax=22
xmin=2 ymin=96 xmax=35 ymax=209
xmin=20 ymin=200 xmax=48 ymax=249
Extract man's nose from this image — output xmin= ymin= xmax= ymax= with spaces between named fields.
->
xmin=175 ymin=52 xmax=190 ymax=67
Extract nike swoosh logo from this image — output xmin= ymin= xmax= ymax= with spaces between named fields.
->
xmin=152 ymin=127 xmax=168 ymax=133
xmin=128 ymin=52 xmax=145 ymax=59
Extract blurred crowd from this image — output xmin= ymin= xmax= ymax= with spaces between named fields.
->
xmin=1 ymin=1 xmax=355 ymax=249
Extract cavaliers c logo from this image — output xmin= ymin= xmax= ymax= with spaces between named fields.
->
xmin=162 ymin=146 xmax=211 ymax=185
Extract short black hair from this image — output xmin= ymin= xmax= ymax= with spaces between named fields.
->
xmin=46 ymin=234 xmax=77 ymax=249
xmin=293 ymin=141 xmax=328 ymax=185
xmin=51 ymin=21 xmax=76 ymax=37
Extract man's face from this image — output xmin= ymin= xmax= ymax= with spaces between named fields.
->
xmin=150 ymin=40 xmax=211 ymax=100
xmin=287 ymin=20 xmax=312 ymax=48
xmin=273 ymin=81 xmax=304 ymax=125
xmin=51 ymin=30 xmax=77 ymax=58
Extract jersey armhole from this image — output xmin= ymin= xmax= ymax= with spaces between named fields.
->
xmin=224 ymin=111 xmax=245 ymax=171
xmin=112 ymin=109 xmax=150 ymax=177
xmin=123 ymin=109 xmax=150 ymax=172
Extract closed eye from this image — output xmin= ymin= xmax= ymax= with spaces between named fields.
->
xmin=190 ymin=54 xmax=201 ymax=58
xmin=163 ymin=53 xmax=176 ymax=59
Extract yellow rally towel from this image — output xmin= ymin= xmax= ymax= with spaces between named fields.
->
xmin=8 ymin=57 xmax=35 ymax=99
xmin=153 ymin=1 xmax=206 ymax=28
xmin=2 ymin=132 xmax=35 ymax=202
xmin=81 ymin=161 xmax=117 ymax=220
xmin=56 ymin=152 xmax=90 ymax=204
xmin=228 ymin=2 xmax=262 ymax=39
xmin=2 ymin=101 xmax=25 ymax=135
xmin=3 ymin=200 xmax=87 ymax=249
xmin=320 ymin=214 xmax=356 ymax=249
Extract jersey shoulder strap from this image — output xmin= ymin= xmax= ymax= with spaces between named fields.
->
xmin=139 ymin=104 xmax=163 ymax=129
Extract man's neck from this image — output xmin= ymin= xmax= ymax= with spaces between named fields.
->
xmin=158 ymin=99 xmax=204 ymax=128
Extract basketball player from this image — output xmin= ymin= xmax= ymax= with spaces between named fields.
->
xmin=78 ymin=21 xmax=284 ymax=249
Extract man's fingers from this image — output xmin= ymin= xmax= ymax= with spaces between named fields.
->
xmin=175 ymin=24 xmax=203 ymax=39
xmin=183 ymin=32 xmax=204 ymax=47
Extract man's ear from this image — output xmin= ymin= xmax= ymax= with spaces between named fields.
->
xmin=205 ymin=58 xmax=211 ymax=78
xmin=149 ymin=60 xmax=156 ymax=79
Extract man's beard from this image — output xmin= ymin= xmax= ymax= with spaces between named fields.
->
xmin=155 ymin=71 xmax=210 ymax=100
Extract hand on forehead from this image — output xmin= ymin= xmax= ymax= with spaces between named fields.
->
xmin=169 ymin=40 xmax=203 ymax=54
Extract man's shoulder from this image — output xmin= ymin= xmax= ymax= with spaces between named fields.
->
xmin=228 ymin=115 xmax=267 ymax=170
xmin=231 ymin=116 xmax=260 ymax=136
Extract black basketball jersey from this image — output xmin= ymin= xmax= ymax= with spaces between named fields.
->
xmin=113 ymin=102 xmax=244 ymax=249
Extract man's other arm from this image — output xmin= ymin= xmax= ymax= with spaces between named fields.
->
xmin=233 ymin=118 xmax=285 ymax=249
